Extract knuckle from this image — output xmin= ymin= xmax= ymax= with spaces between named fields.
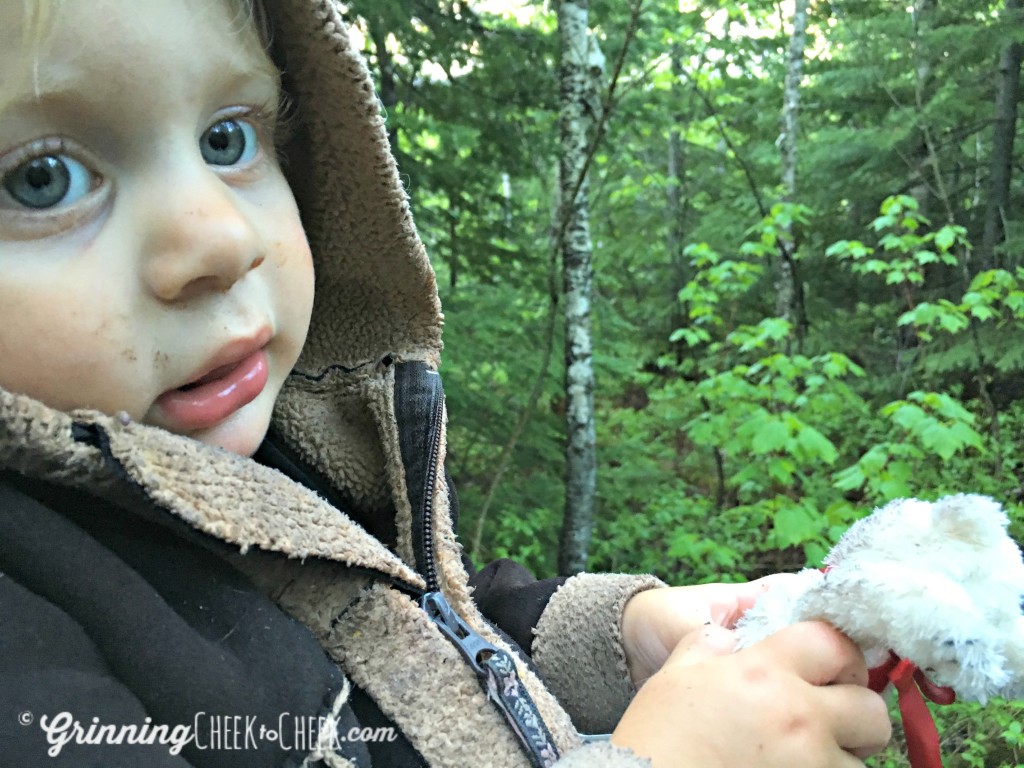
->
xmin=868 ymin=694 xmax=893 ymax=738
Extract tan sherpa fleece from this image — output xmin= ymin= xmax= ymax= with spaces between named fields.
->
xmin=0 ymin=1 xmax=670 ymax=766
xmin=555 ymin=741 xmax=653 ymax=768
xmin=534 ymin=573 xmax=667 ymax=734
xmin=267 ymin=0 xmax=443 ymax=514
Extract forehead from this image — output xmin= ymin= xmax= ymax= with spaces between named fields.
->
xmin=0 ymin=0 xmax=277 ymax=109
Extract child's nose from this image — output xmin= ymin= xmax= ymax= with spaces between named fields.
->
xmin=141 ymin=174 xmax=266 ymax=303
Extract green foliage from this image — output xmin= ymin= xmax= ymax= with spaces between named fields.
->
xmin=826 ymin=196 xmax=965 ymax=292
xmin=356 ymin=0 xmax=1024 ymax=757
xmin=870 ymin=697 xmax=1024 ymax=768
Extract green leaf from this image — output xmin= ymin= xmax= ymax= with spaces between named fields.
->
xmin=833 ymin=464 xmax=865 ymax=491
xmin=859 ymin=445 xmax=890 ymax=475
xmin=888 ymin=403 xmax=927 ymax=431
xmin=938 ymin=313 xmax=969 ymax=334
xmin=771 ymin=505 xmax=822 ymax=547
xmin=796 ymin=426 xmax=838 ymax=464
xmin=934 ymin=227 xmax=956 ymax=250
xmin=767 ymin=457 xmax=796 ymax=484
xmin=917 ymin=423 xmax=955 ymax=461
xmin=751 ymin=419 xmax=790 ymax=454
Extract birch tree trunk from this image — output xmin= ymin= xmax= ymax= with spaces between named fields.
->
xmin=908 ymin=0 xmax=936 ymax=221
xmin=557 ymin=0 xmax=602 ymax=575
xmin=981 ymin=0 xmax=1023 ymax=269
xmin=777 ymin=0 xmax=809 ymax=348
xmin=366 ymin=17 xmax=399 ymax=156
xmin=668 ymin=53 xmax=689 ymax=363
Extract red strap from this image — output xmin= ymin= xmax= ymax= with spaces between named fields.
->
xmin=868 ymin=651 xmax=899 ymax=693
xmin=819 ymin=568 xmax=955 ymax=767
xmin=869 ymin=653 xmax=955 ymax=768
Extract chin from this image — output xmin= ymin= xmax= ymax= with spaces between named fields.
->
xmin=192 ymin=391 xmax=275 ymax=457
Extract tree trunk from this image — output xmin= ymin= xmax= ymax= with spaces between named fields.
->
xmin=366 ymin=17 xmax=399 ymax=157
xmin=668 ymin=53 xmax=689 ymax=363
xmin=777 ymin=0 xmax=810 ymax=348
xmin=557 ymin=0 xmax=601 ymax=576
xmin=981 ymin=0 xmax=1024 ymax=269
xmin=908 ymin=0 xmax=936 ymax=221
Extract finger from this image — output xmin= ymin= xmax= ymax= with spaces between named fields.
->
xmin=722 ymin=573 xmax=802 ymax=625
xmin=816 ymin=685 xmax=892 ymax=759
xmin=834 ymin=748 xmax=874 ymax=768
xmin=756 ymin=621 xmax=869 ymax=687
xmin=666 ymin=623 xmax=738 ymax=667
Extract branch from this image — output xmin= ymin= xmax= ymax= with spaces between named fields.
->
xmin=685 ymin=76 xmax=771 ymax=220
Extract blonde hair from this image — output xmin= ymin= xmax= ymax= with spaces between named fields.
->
xmin=5 ymin=0 xmax=274 ymax=103
xmin=19 ymin=0 xmax=53 ymax=51
xmin=0 ymin=0 xmax=55 ymax=104
xmin=18 ymin=0 xmax=271 ymax=45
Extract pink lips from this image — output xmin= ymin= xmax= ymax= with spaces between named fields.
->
xmin=156 ymin=332 xmax=271 ymax=432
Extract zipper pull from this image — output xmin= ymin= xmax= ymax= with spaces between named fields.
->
xmin=421 ymin=591 xmax=561 ymax=767
xmin=421 ymin=590 xmax=497 ymax=675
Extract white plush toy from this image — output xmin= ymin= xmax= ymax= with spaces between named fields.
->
xmin=736 ymin=494 xmax=1024 ymax=704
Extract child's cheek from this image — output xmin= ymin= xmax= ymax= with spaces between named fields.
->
xmin=0 ymin=273 xmax=148 ymax=417
xmin=276 ymin=216 xmax=315 ymax=304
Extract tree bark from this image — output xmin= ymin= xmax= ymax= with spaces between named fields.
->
xmin=557 ymin=0 xmax=601 ymax=576
xmin=908 ymin=0 xmax=936 ymax=221
xmin=366 ymin=17 xmax=399 ymax=157
xmin=777 ymin=0 xmax=810 ymax=348
xmin=668 ymin=53 xmax=689 ymax=363
xmin=981 ymin=0 xmax=1024 ymax=269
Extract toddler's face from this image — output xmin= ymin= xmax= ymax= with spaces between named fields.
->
xmin=0 ymin=0 xmax=314 ymax=456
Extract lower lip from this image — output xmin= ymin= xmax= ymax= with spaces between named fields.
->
xmin=155 ymin=348 xmax=270 ymax=432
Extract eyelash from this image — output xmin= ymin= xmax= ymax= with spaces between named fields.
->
xmin=0 ymin=135 xmax=102 ymax=224
xmin=228 ymin=101 xmax=281 ymax=150
xmin=253 ymin=94 xmax=297 ymax=161
xmin=0 ymin=135 xmax=105 ymax=236
xmin=0 ymin=136 xmax=81 ymax=177
xmin=0 ymin=104 xmax=285 ymax=238
xmin=0 ymin=101 xmax=282 ymax=178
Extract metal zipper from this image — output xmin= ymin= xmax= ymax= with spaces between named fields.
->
xmin=413 ymin=375 xmax=560 ymax=767
xmin=421 ymin=591 xmax=560 ymax=768
xmin=420 ymin=379 xmax=445 ymax=592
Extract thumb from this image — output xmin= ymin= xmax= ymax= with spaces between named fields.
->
xmin=666 ymin=623 xmax=738 ymax=668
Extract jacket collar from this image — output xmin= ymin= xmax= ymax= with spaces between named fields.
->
xmin=0 ymin=387 xmax=425 ymax=590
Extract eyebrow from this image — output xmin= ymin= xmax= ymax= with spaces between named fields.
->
xmin=0 ymin=64 xmax=281 ymax=123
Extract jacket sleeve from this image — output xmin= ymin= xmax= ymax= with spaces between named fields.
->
xmin=466 ymin=557 xmax=568 ymax=654
xmin=466 ymin=555 xmax=666 ymax=735
xmin=554 ymin=740 xmax=652 ymax=767
xmin=531 ymin=572 xmax=666 ymax=734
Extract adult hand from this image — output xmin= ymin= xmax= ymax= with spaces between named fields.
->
xmin=611 ymin=621 xmax=891 ymax=768
xmin=621 ymin=574 xmax=795 ymax=684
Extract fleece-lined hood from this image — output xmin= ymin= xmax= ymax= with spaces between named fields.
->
xmin=265 ymin=0 xmax=445 ymax=515
xmin=271 ymin=2 xmax=443 ymax=371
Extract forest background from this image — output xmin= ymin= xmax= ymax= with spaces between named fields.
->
xmin=341 ymin=0 xmax=1024 ymax=764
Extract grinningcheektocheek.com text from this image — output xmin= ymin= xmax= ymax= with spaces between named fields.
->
xmin=16 ymin=709 xmax=398 ymax=758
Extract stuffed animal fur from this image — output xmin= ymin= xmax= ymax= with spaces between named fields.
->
xmin=735 ymin=494 xmax=1024 ymax=704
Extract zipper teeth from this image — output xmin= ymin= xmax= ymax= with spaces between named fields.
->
xmin=421 ymin=388 xmax=445 ymax=591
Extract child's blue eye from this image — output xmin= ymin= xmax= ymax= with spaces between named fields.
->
xmin=200 ymin=118 xmax=259 ymax=167
xmin=2 ymin=155 xmax=93 ymax=210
